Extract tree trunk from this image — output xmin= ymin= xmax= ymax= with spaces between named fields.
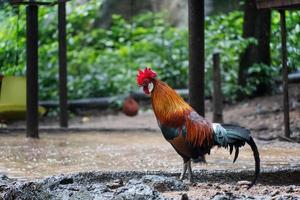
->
xmin=238 ymin=0 xmax=271 ymax=97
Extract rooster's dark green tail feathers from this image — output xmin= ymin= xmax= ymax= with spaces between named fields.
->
xmin=246 ymin=136 xmax=260 ymax=189
xmin=213 ymin=123 xmax=260 ymax=189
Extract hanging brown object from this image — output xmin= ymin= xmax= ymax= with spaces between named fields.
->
xmin=123 ymin=96 xmax=139 ymax=117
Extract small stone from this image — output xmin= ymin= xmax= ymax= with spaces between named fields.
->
xmin=286 ymin=187 xmax=294 ymax=193
xmin=181 ymin=193 xmax=189 ymax=200
xmin=107 ymin=179 xmax=123 ymax=189
xmin=224 ymin=191 xmax=233 ymax=196
xmin=262 ymin=189 xmax=269 ymax=195
xmin=212 ymin=192 xmax=236 ymax=200
xmin=237 ymin=180 xmax=251 ymax=186
xmin=81 ymin=116 xmax=90 ymax=123
xmin=114 ymin=181 xmax=166 ymax=199
xmin=271 ymin=190 xmax=280 ymax=197
xmin=59 ymin=177 xmax=74 ymax=185
xmin=141 ymin=175 xmax=188 ymax=192
xmin=68 ymin=187 xmax=80 ymax=191
xmin=215 ymin=185 xmax=221 ymax=189
xmin=191 ymin=182 xmax=197 ymax=187
xmin=0 ymin=123 xmax=7 ymax=128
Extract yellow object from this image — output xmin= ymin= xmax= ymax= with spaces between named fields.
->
xmin=0 ymin=76 xmax=46 ymax=120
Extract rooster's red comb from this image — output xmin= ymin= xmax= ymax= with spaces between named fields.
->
xmin=136 ymin=68 xmax=157 ymax=86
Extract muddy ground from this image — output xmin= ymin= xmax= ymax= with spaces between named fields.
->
xmin=0 ymin=169 xmax=299 ymax=199
xmin=0 ymin=84 xmax=299 ymax=199
xmin=0 ymin=132 xmax=299 ymax=199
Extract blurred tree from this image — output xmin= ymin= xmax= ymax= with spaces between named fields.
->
xmin=93 ymin=0 xmax=152 ymax=28
xmin=238 ymin=0 xmax=271 ymax=97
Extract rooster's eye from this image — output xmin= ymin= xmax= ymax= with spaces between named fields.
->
xmin=142 ymin=79 xmax=150 ymax=86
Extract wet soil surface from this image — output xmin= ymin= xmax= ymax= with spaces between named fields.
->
xmin=0 ymin=132 xmax=299 ymax=179
xmin=0 ymin=169 xmax=299 ymax=199
xmin=0 ymin=84 xmax=299 ymax=199
xmin=0 ymin=132 xmax=299 ymax=199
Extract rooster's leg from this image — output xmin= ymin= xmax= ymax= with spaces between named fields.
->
xmin=187 ymin=160 xmax=193 ymax=183
xmin=179 ymin=161 xmax=188 ymax=180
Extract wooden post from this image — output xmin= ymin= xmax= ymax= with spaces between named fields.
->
xmin=26 ymin=4 xmax=39 ymax=138
xmin=188 ymin=0 xmax=205 ymax=117
xmin=279 ymin=10 xmax=290 ymax=138
xmin=58 ymin=1 xmax=68 ymax=128
xmin=212 ymin=53 xmax=223 ymax=123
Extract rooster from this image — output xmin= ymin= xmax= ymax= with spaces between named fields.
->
xmin=137 ymin=68 xmax=260 ymax=188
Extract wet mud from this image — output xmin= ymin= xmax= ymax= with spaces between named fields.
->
xmin=0 ymin=132 xmax=299 ymax=180
xmin=0 ymin=168 xmax=299 ymax=199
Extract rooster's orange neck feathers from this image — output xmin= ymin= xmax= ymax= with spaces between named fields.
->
xmin=151 ymin=80 xmax=192 ymax=127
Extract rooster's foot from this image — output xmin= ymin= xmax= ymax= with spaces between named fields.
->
xmin=179 ymin=162 xmax=187 ymax=180
xmin=187 ymin=160 xmax=193 ymax=184
xmin=180 ymin=160 xmax=193 ymax=184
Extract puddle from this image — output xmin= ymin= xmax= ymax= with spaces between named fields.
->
xmin=0 ymin=132 xmax=299 ymax=180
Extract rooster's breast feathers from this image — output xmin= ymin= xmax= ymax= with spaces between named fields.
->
xmin=152 ymin=80 xmax=214 ymax=148
xmin=159 ymin=111 xmax=213 ymax=147
xmin=158 ymin=110 xmax=214 ymax=148
xmin=158 ymin=110 xmax=214 ymax=159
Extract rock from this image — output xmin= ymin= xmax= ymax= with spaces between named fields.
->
xmin=107 ymin=179 xmax=124 ymax=189
xmin=141 ymin=175 xmax=188 ymax=192
xmin=113 ymin=180 xmax=168 ymax=200
xmin=211 ymin=192 xmax=254 ymax=200
xmin=286 ymin=186 xmax=294 ymax=193
xmin=262 ymin=188 xmax=269 ymax=195
xmin=214 ymin=185 xmax=221 ymax=190
xmin=1 ymin=173 xmax=175 ymax=199
xmin=0 ymin=175 xmax=13 ymax=184
xmin=53 ymin=183 xmax=112 ymax=200
xmin=1 ymin=174 xmax=112 ymax=200
xmin=3 ymin=181 xmax=52 ymax=200
xmin=271 ymin=190 xmax=280 ymax=197
xmin=237 ymin=180 xmax=251 ymax=186
xmin=81 ymin=116 xmax=90 ymax=123
xmin=59 ymin=177 xmax=74 ymax=185
xmin=181 ymin=193 xmax=189 ymax=200
xmin=273 ymin=196 xmax=288 ymax=200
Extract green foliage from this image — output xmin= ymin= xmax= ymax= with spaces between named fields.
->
xmin=243 ymin=63 xmax=277 ymax=96
xmin=205 ymin=11 xmax=257 ymax=100
xmin=0 ymin=5 xmax=26 ymax=76
xmin=0 ymin=3 xmax=188 ymax=100
xmin=271 ymin=11 xmax=300 ymax=73
xmin=0 ymin=2 xmax=299 ymax=102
